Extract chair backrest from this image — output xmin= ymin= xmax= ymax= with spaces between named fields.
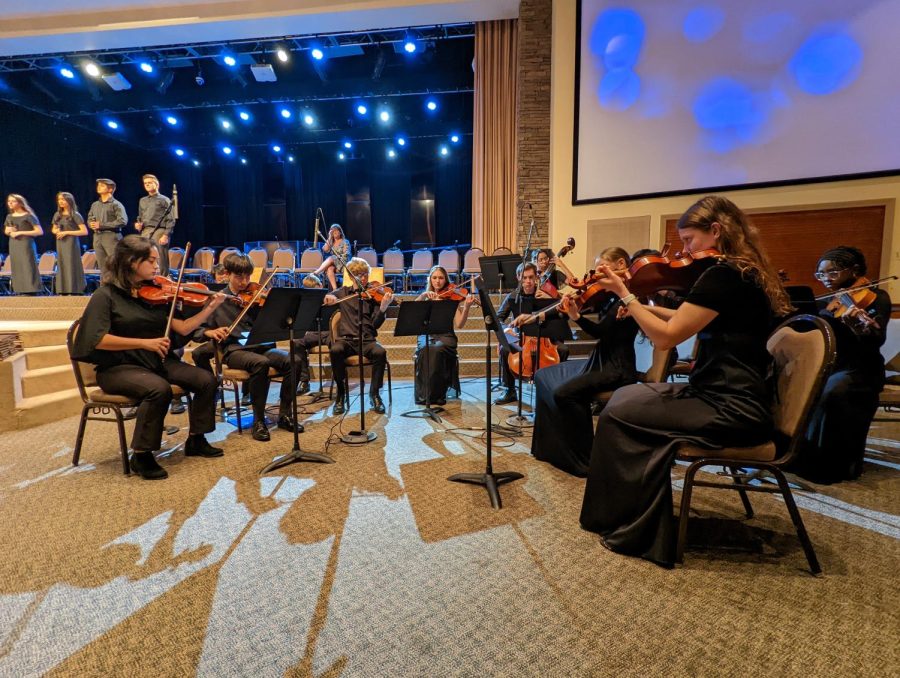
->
xmin=299 ymin=248 xmax=324 ymax=270
xmin=219 ymin=247 xmax=240 ymax=264
xmin=38 ymin=251 xmax=57 ymax=274
xmin=168 ymin=247 xmax=185 ymax=270
xmin=330 ymin=310 xmax=341 ymax=340
xmin=462 ymin=248 xmax=484 ymax=273
xmin=66 ymin=319 xmax=98 ymax=402
xmin=437 ymin=249 xmax=460 ymax=274
xmin=766 ymin=315 xmax=836 ymax=461
xmin=81 ymin=250 xmax=97 ymax=270
xmin=409 ymin=249 xmax=434 ymax=272
xmin=271 ymin=248 xmax=296 ymax=270
xmin=1 ymin=255 xmax=12 ymax=273
xmin=247 ymin=248 xmax=268 ymax=269
xmin=357 ymin=247 xmax=378 ymax=268
xmin=382 ymin=248 xmax=405 ymax=272
xmin=492 ymin=246 xmax=513 ymax=255
xmin=643 ymin=345 xmax=675 ymax=383
xmin=192 ymin=248 xmax=215 ymax=271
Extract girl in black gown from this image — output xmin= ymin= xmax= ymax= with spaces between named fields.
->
xmin=797 ymin=246 xmax=891 ymax=483
xmin=413 ymin=265 xmax=477 ymax=405
xmin=72 ymin=235 xmax=228 ymax=479
xmin=531 ymin=247 xmax=639 ymax=477
xmin=51 ymin=192 xmax=88 ymax=295
xmin=580 ymin=196 xmax=792 ymax=567
xmin=4 ymin=193 xmax=43 ymax=295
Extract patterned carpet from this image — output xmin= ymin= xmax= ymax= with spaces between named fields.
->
xmin=0 ymin=378 xmax=897 ymax=677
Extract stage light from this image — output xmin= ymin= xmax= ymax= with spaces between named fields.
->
xmin=288 ymin=155 xmax=295 ymax=162
xmin=174 ymin=148 xmax=185 ymax=157
xmin=272 ymin=144 xmax=282 ymax=152
xmin=397 ymin=136 xmax=407 ymax=146
xmin=338 ymin=151 xmax=346 ymax=160
xmin=276 ymin=48 xmax=289 ymax=63
xmin=59 ymin=67 xmax=75 ymax=79
xmin=379 ymin=110 xmax=391 ymax=123
xmin=404 ymin=41 xmax=417 ymax=54
xmin=84 ymin=62 xmax=101 ymax=77
xmin=388 ymin=148 xmax=397 ymax=158
xmin=192 ymin=159 xmax=200 ymax=166
xmin=106 ymin=120 xmax=119 ymax=130
xmin=343 ymin=141 xmax=353 ymax=149
xmin=311 ymin=48 xmax=324 ymax=61
xmin=239 ymin=111 xmax=251 ymax=121
xmin=450 ymin=134 xmax=460 ymax=143
xmin=303 ymin=113 xmax=314 ymax=126
xmin=240 ymin=158 xmax=248 ymax=165
xmin=139 ymin=62 xmax=154 ymax=74
xmin=426 ymin=99 xmax=438 ymax=112
xmin=221 ymin=119 xmax=232 ymax=130
xmin=166 ymin=115 xmax=178 ymax=126
xmin=439 ymin=145 xmax=449 ymax=156
xmin=356 ymin=104 xmax=368 ymax=115
xmin=280 ymin=108 xmax=292 ymax=119
xmin=223 ymin=55 xmax=237 ymax=67
xmin=222 ymin=146 xmax=233 ymax=155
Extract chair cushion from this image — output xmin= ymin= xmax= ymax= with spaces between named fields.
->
xmin=170 ymin=384 xmax=186 ymax=397
xmin=677 ymin=441 xmax=777 ymax=462
xmin=222 ymin=367 xmax=280 ymax=380
xmin=87 ymin=389 xmax=138 ymax=406
xmin=345 ymin=355 xmax=372 ymax=367
xmin=878 ymin=385 xmax=900 ymax=405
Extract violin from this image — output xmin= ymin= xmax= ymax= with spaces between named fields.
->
xmin=435 ymin=283 xmax=480 ymax=305
xmin=624 ymin=248 xmax=723 ymax=297
xmin=236 ymin=281 xmax=270 ymax=307
xmin=539 ymin=237 xmax=576 ymax=298
xmin=138 ymin=276 xmax=225 ymax=307
xmin=333 ymin=281 xmax=394 ymax=305
xmin=816 ymin=275 xmax=897 ymax=330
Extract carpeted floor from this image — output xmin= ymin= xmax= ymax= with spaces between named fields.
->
xmin=0 ymin=378 xmax=897 ymax=677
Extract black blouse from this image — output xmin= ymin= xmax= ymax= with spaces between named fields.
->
xmin=73 ymin=284 xmax=182 ymax=374
xmin=576 ymin=297 xmax=639 ymax=381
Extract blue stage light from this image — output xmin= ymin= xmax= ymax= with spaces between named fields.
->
xmin=239 ymin=111 xmax=251 ymax=121
xmin=192 ymin=159 xmax=200 ymax=166
xmin=338 ymin=151 xmax=346 ymax=160
xmin=222 ymin=146 xmax=233 ymax=155
xmin=240 ymin=158 xmax=248 ymax=165
xmin=344 ymin=141 xmax=353 ymax=149
xmin=450 ymin=134 xmax=460 ymax=143
xmin=303 ymin=113 xmax=314 ymax=126
xmin=426 ymin=99 xmax=438 ymax=112
xmin=59 ymin=67 xmax=75 ymax=79
xmin=404 ymin=41 xmax=416 ymax=53
xmin=280 ymin=108 xmax=292 ymax=119
xmin=223 ymin=55 xmax=237 ymax=67
xmin=139 ymin=62 xmax=154 ymax=73
xmin=174 ymin=148 xmax=185 ymax=157
xmin=439 ymin=145 xmax=449 ymax=156
xmin=387 ymin=148 xmax=397 ymax=158
xmin=356 ymin=104 xmax=368 ymax=115
xmin=272 ymin=145 xmax=282 ymax=152
xmin=288 ymin=155 xmax=295 ymax=163
xmin=379 ymin=110 xmax=390 ymax=122
xmin=106 ymin=120 xmax=119 ymax=130
xmin=311 ymin=48 xmax=324 ymax=61
xmin=397 ymin=136 xmax=407 ymax=146
xmin=166 ymin=115 xmax=178 ymax=126
xmin=221 ymin=120 xmax=232 ymax=130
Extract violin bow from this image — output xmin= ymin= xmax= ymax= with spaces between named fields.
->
xmin=163 ymin=241 xmax=191 ymax=338
xmin=813 ymin=275 xmax=898 ymax=301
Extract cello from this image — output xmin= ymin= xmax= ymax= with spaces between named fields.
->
xmin=538 ymin=238 xmax=576 ymax=298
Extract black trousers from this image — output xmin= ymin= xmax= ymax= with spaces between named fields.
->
xmin=95 ymin=359 xmax=217 ymax=452
xmin=330 ymin=338 xmax=386 ymax=395
xmin=289 ymin=339 xmax=312 ymax=383
xmin=225 ymin=347 xmax=299 ymax=421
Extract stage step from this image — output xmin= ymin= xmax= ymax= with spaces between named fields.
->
xmin=0 ymin=321 xmax=71 ymax=349
xmin=24 ymin=345 xmax=70 ymax=370
xmin=6 ymin=388 xmax=83 ymax=433
xmin=21 ymin=364 xmax=76 ymax=399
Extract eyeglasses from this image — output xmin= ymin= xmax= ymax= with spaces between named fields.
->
xmin=813 ymin=269 xmax=846 ymax=281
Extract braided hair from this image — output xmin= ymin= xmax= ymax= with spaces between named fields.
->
xmin=818 ymin=246 xmax=867 ymax=277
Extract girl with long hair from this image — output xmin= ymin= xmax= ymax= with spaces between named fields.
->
xmin=314 ymin=224 xmax=351 ymax=290
xmin=3 ymin=194 xmax=43 ymax=295
xmin=51 ymin=192 xmax=88 ymax=294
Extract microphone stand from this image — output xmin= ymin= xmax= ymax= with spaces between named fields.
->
xmin=507 ymin=203 xmax=536 ymax=426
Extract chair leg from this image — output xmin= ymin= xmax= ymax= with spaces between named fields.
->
xmin=769 ymin=467 xmax=822 ymax=575
xmin=115 ymin=408 xmax=130 ymax=476
xmin=730 ymin=466 xmax=755 ymax=518
xmin=387 ymin=363 xmax=392 ymax=404
xmin=72 ymin=405 xmax=89 ymax=467
xmin=233 ymin=382 xmax=242 ymax=434
xmin=675 ymin=461 xmax=702 ymax=564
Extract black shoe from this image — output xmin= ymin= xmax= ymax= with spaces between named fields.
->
xmin=185 ymin=435 xmax=224 ymax=458
xmin=277 ymin=415 xmax=304 ymax=433
xmin=120 ymin=406 xmax=138 ymax=421
xmin=169 ymin=398 xmax=186 ymax=415
xmin=241 ymin=393 xmax=251 ymax=407
xmin=296 ymin=381 xmax=311 ymax=395
xmin=415 ymin=397 xmax=426 ymax=405
xmin=130 ymin=451 xmax=168 ymax=480
xmin=333 ymin=398 xmax=346 ymax=415
xmin=494 ymin=389 xmax=517 ymax=405
xmin=434 ymin=398 xmax=447 ymax=406
xmin=370 ymin=394 xmax=386 ymax=414
xmin=252 ymin=420 xmax=271 ymax=442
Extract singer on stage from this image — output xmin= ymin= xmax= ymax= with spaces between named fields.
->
xmin=135 ymin=174 xmax=175 ymax=278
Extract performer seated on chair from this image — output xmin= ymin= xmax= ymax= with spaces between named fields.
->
xmin=71 ymin=235 xmax=227 ymax=480
xmin=579 ymin=195 xmax=792 ymax=568
xmin=194 ymin=252 xmax=304 ymax=442
xmin=291 ymin=273 xmax=331 ymax=395
xmin=313 ymin=224 xmax=351 ymax=291
xmin=795 ymin=246 xmax=891 ymax=483
xmin=324 ymin=257 xmax=393 ymax=415
xmin=531 ymin=247 xmax=639 ymax=477
xmin=413 ymin=265 xmax=478 ymax=406
xmin=494 ymin=261 xmax=569 ymax=406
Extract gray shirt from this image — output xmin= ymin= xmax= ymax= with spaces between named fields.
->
xmin=137 ymin=193 xmax=174 ymax=237
xmin=87 ymin=198 xmax=127 ymax=232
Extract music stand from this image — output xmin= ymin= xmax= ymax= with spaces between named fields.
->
xmin=396 ymin=299 xmax=459 ymax=423
xmin=448 ymin=276 xmax=523 ymax=509
xmin=253 ymin=288 xmax=336 ymax=473
xmin=303 ymin=301 xmax=337 ymax=405
xmin=478 ymin=255 xmax=519 ymax=296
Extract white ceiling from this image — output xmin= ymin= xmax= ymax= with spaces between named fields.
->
xmin=0 ymin=0 xmax=519 ymax=56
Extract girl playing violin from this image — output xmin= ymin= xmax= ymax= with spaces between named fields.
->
xmin=413 ymin=265 xmax=477 ymax=405
xmin=313 ymin=224 xmax=351 ymax=291
xmin=531 ymin=247 xmax=639 ymax=477
xmin=72 ymin=235 xmax=228 ymax=479
xmin=580 ymin=195 xmax=792 ymax=567
xmin=797 ymin=246 xmax=891 ymax=483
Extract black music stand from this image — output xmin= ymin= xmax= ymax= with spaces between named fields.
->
xmin=396 ymin=299 xmax=459 ymax=423
xmin=448 ymin=276 xmax=523 ymax=509
xmin=254 ymin=288 xmax=335 ymax=473
xmin=302 ymin=301 xmax=337 ymax=405
xmin=478 ymin=255 xmax=519 ymax=296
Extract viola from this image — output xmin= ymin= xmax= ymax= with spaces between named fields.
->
xmin=138 ymin=276 xmax=223 ymax=307
xmin=539 ymin=237 xmax=576 ymax=298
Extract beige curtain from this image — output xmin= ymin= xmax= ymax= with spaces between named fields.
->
xmin=472 ymin=19 xmax=518 ymax=254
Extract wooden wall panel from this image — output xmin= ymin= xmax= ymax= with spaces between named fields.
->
xmin=664 ymin=205 xmax=886 ymax=288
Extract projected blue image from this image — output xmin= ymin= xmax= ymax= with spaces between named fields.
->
xmin=789 ymin=28 xmax=863 ymax=95
xmin=693 ymin=77 xmax=769 ymax=153
xmin=683 ymin=5 xmax=726 ymax=43
xmin=590 ymin=8 xmax=645 ymax=110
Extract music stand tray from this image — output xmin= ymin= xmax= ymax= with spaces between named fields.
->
xmin=394 ymin=299 xmax=459 ymax=423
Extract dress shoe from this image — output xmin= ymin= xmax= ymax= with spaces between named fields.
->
xmin=296 ymin=381 xmax=311 ymax=395
xmin=241 ymin=393 xmax=251 ymax=407
xmin=169 ymin=398 xmax=186 ymax=415
xmin=333 ymin=398 xmax=346 ymax=415
xmin=120 ymin=406 xmax=138 ymax=421
xmin=252 ymin=420 xmax=271 ymax=442
xmin=370 ymin=393 xmax=386 ymax=414
xmin=434 ymin=398 xmax=447 ymax=406
xmin=277 ymin=415 xmax=304 ymax=433
xmin=493 ymin=389 xmax=517 ymax=405
xmin=130 ymin=451 xmax=168 ymax=480
xmin=185 ymin=435 xmax=224 ymax=458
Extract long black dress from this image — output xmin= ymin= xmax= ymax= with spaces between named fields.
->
xmin=797 ymin=288 xmax=891 ymax=482
xmin=580 ymin=262 xmax=774 ymax=567
xmin=5 ymin=214 xmax=41 ymax=294
xmin=531 ymin=297 xmax=638 ymax=476
xmin=52 ymin=211 xmax=86 ymax=294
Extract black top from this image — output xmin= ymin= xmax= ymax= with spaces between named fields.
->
xmin=576 ymin=296 xmax=639 ymax=381
xmin=820 ymin=287 xmax=890 ymax=386
xmin=138 ymin=194 xmax=175 ymax=237
xmin=538 ymin=268 xmax=566 ymax=293
xmin=333 ymin=287 xmax=386 ymax=341
xmin=73 ymin=284 xmax=182 ymax=374
xmin=87 ymin=198 xmax=127 ymax=232
xmin=197 ymin=295 xmax=269 ymax=354
xmin=52 ymin=211 xmax=85 ymax=231
xmin=4 ymin=213 xmax=39 ymax=231
xmin=684 ymin=261 xmax=774 ymax=414
xmin=497 ymin=291 xmax=563 ymax=323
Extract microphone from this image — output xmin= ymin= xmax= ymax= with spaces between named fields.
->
xmin=313 ymin=208 xmax=321 ymax=248
xmin=393 ymin=239 xmax=401 ymax=248
xmin=172 ymin=184 xmax=179 ymax=220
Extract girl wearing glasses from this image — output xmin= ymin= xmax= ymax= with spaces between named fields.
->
xmin=798 ymin=246 xmax=891 ymax=483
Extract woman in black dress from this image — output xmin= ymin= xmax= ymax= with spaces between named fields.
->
xmin=72 ymin=235 xmax=228 ymax=479
xmin=531 ymin=247 xmax=639 ymax=477
xmin=3 ymin=193 xmax=43 ymax=295
xmin=413 ymin=265 xmax=477 ymax=405
xmin=51 ymin=192 xmax=87 ymax=295
xmin=580 ymin=196 xmax=792 ymax=567
xmin=797 ymin=246 xmax=891 ymax=483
